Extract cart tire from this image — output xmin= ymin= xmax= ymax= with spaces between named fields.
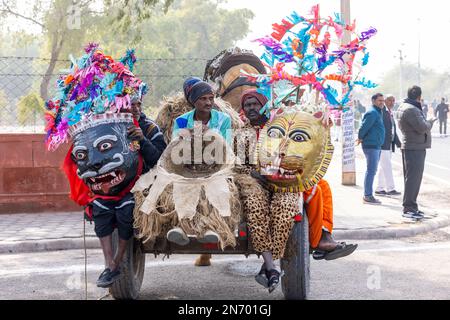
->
xmin=281 ymin=214 xmax=310 ymax=300
xmin=109 ymin=230 xmax=145 ymax=300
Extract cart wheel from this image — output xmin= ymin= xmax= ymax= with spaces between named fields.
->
xmin=109 ymin=230 xmax=145 ymax=300
xmin=281 ymin=213 xmax=310 ymax=300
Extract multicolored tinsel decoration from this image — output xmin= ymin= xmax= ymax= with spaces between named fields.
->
xmin=44 ymin=44 xmax=148 ymax=151
xmin=246 ymin=4 xmax=377 ymax=116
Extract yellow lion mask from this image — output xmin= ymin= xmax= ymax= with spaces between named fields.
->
xmin=257 ymin=107 xmax=334 ymax=193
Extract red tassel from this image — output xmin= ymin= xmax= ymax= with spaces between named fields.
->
xmin=271 ymin=19 xmax=294 ymax=41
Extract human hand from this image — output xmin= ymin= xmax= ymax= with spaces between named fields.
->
xmin=355 ymin=139 xmax=362 ymax=146
xmin=128 ymin=126 xmax=145 ymax=142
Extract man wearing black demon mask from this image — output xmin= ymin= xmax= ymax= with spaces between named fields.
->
xmin=45 ymin=44 xmax=167 ymax=289
xmin=70 ymin=113 xmax=166 ymax=288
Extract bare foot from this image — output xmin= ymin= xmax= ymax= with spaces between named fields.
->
xmin=315 ymin=231 xmax=339 ymax=252
xmin=109 ymin=261 xmax=119 ymax=272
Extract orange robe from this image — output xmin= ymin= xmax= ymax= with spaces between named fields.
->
xmin=303 ymin=179 xmax=334 ymax=249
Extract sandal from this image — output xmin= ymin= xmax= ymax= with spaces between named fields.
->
xmin=254 ymin=264 xmax=269 ymax=288
xmin=266 ymin=269 xmax=281 ymax=293
xmin=96 ymin=267 xmax=121 ymax=288
xmin=312 ymin=242 xmax=358 ymax=261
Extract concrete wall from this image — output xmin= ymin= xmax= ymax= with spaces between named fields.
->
xmin=0 ymin=134 xmax=80 ymax=213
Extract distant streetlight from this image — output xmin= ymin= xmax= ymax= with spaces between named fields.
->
xmin=395 ymin=44 xmax=406 ymax=99
xmin=418 ymin=18 xmax=421 ymax=86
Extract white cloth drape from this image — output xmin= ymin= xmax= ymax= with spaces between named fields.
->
xmin=132 ymin=165 xmax=234 ymax=220
xmin=132 ymin=134 xmax=237 ymax=220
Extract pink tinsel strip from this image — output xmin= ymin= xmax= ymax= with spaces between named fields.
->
xmin=310 ymin=4 xmax=320 ymax=28
xmin=114 ymin=94 xmax=131 ymax=113
xmin=47 ymin=131 xmax=68 ymax=152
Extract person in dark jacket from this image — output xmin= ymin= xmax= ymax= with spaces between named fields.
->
xmin=375 ymin=94 xmax=402 ymax=196
xmin=357 ymin=93 xmax=385 ymax=205
xmin=127 ymin=95 xmax=167 ymax=173
xmin=435 ymin=98 xmax=449 ymax=136
xmin=397 ymin=86 xmax=437 ymax=220
xmin=91 ymin=96 xmax=166 ymax=288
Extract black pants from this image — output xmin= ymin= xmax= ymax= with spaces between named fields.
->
xmin=402 ymin=149 xmax=426 ymax=213
xmin=439 ymin=118 xmax=447 ymax=134
xmin=91 ymin=194 xmax=135 ymax=240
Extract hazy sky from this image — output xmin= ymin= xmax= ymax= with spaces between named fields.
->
xmin=5 ymin=0 xmax=450 ymax=84
xmin=223 ymin=0 xmax=450 ymax=82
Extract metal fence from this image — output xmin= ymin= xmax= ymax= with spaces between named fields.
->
xmin=0 ymin=56 xmax=208 ymax=133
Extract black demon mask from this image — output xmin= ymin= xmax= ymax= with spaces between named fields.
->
xmin=71 ymin=119 xmax=140 ymax=196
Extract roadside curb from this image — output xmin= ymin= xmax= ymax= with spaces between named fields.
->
xmin=1 ymin=214 xmax=450 ymax=254
xmin=0 ymin=237 xmax=100 ymax=254
xmin=334 ymin=214 xmax=450 ymax=240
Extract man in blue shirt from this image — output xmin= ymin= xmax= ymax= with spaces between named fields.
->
xmin=357 ymin=93 xmax=386 ymax=205
xmin=172 ymin=77 xmax=232 ymax=145
xmin=168 ymin=77 xmax=232 ymax=246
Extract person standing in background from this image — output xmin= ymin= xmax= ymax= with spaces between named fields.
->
xmin=431 ymin=99 xmax=438 ymax=113
xmin=397 ymin=86 xmax=437 ymax=220
xmin=357 ymin=93 xmax=386 ymax=205
xmin=375 ymin=94 xmax=402 ymax=197
xmin=435 ymin=98 xmax=449 ymax=137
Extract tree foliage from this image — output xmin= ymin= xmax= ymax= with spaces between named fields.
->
xmin=374 ymin=63 xmax=450 ymax=103
xmin=104 ymin=0 xmax=174 ymax=39
xmin=0 ymin=0 xmax=254 ymax=127
xmin=17 ymin=92 xmax=45 ymax=126
xmin=0 ymin=0 xmax=175 ymax=101
xmin=90 ymin=0 xmax=254 ymax=108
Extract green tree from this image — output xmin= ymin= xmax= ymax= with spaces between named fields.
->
xmin=374 ymin=63 xmax=450 ymax=102
xmin=104 ymin=0 xmax=173 ymax=38
xmin=0 ymin=0 xmax=174 ymax=101
xmin=1 ymin=0 xmax=254 ymax=115
xmin=90 ymin=0 xmax=254 ymax=108
xmin=17 ymin=92 xmax=45 ymax=126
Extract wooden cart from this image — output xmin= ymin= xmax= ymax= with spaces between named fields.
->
xmin=109 ymin=213 xmax=310 ymax=300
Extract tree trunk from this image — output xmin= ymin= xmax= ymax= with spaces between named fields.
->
xmin=199 ymin=24 xmax=209 ymax=59
xmin=39 ymin=33 xmax=64 ymax=102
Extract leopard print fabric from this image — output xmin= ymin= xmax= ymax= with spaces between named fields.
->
xmin=267 ymin=192 xmax=298 ymax=259
xmin=233 ymin=121 xmax=300 ymax=260
xmin=235 ymin=173 xmax=298 ymax=260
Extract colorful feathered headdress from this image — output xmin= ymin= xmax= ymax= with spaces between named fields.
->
xmin=244 ymin=4 xmax=377 ymax=117
xmin=44 ymin=43 xmax=148 ymax=151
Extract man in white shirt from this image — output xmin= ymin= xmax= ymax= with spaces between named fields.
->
xmin=375 ymin=94 xmax=402 ymax=196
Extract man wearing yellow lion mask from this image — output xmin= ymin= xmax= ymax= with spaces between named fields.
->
xmin=238 ymin=89 xmax=357 ymax=292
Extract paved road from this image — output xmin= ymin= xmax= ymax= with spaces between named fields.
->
xmin=1 ymin=226 xmax=449 ymax=300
